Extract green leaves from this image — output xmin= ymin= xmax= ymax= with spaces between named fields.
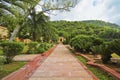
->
xmin=109 ymin=39 xmax=120 ymax=56
xmin=0 ymin=42 xmax=24 ymax=63
xmin=70 ymin=35 xmax=102 ymax=53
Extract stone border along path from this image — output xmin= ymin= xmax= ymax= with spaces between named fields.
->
xmin=29 ymin=44 xmax=97 ymax=80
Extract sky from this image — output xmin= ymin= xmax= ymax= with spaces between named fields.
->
xmin=49 ymin=0 xmax=120 ymax=25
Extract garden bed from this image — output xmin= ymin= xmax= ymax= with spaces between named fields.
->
xmin=76 ymin=55 xmax=114 ymax=80
xmin=86 ymin=54 xmax=120 ymax=73
xmin=67 ymin=46 xmax=117 ymax=80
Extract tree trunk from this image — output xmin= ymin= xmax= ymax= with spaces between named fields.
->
xmin=32 ymin=30 xmax=36 ymax=41
xmin=9 ymin=25 xmax=21 ymax=42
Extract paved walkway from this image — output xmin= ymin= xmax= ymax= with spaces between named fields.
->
xmin=13 ymin=54 xmax=39 ymax=61
xmin=29 ymin=44 xmax=94 ymax=80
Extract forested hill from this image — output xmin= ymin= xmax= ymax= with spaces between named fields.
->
xmin=81 ymin=20 xmax=120 ymax=28
xmin=50 ymin=20 xmax=120 ymax=42
xmin=50 ymin=20 xmax=120 ymax=33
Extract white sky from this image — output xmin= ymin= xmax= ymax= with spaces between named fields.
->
xmin=50 ymin=0 xmax=120 ymax=25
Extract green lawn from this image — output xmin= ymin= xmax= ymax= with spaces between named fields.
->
xmin=0 ymin=61 xmax=26 ymax=79
xmin=76 ymin=55 xmax=115 ymax=80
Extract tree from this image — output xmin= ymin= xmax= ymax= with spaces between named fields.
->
xmin=0 ymin=0 xmax=40 ymax=41
xmin=25 ymin=11 xmax=49 ymax=41
xmin=0 ymin=0 xmax=80 ymax=42
xmin=99 ymin=28 xmax=120 ymax=41
xmin=109 ymin=39 xmax=120 ymax=56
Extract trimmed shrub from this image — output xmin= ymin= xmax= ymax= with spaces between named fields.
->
xmin=0 ymin=42 xmax=24 ymax=64
xmin=36 ymin=43 xmax=52 ymax=53
xmin=36 ymin=47 xmax=45 ymax=53
xmin=27 ymin=42 xmax=52 ymax=54
xmin=27 ymin=42 xmax=38 ymax=54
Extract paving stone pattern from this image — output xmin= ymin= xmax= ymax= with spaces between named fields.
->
xmin=29 ymin=44 xmax=94 ymax=80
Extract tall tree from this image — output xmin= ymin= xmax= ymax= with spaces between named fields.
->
xmin=0 ymin=0 xmax=39 ymax=41
xmin=0 ymin=0 xmax=80 ymax=41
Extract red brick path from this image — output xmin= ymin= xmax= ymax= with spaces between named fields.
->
xmin=29 ymin=44 xmax=96 ymax=80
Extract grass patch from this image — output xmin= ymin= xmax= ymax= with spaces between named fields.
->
xmin=112 ymin=53 xmax=120 ymax=58
xmin=0 ymin=61 xmax=26 ymax=79
xmin=76 ymin=55 xmax=114 ymax=80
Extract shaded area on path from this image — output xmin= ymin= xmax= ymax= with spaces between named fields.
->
xmin=29 ymin=44 xmax=95 ymax=80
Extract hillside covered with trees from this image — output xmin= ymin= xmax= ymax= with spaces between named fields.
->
xmin=51 ymin=20 xmax=120 ymax=63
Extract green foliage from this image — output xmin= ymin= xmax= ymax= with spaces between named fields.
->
xmin=91 ymin=42 xmax=112 ymax=64
xmin=91 ymin=40 xmax=120 ymax=63
xmin=2 ymin=0 xmax=77 ymax=42
xmin=70 ymin=35 xmax=102 ymax=53
xmin=82 ymin=20 xmax=120 ymax=28
xmin=70 ymin=35 xmax=91 ymax=52
xmin=37 ymin=43 xmax=52 ymax=53
xmin=0 ymin=49 xmax=3 ymax=56
xmin=0 ymin=57 xmax=6 ymax=71
xmin=27 ymin=42 xmax=52 ymax=54
xmin=109 ymin=39 xmax=120 ymax=56
xmin=91 ymin=45 xmax=100 ymax=55
xmin=22 ymin=45 xmax=29 ymax=54
xmin=99 ymin=28 xmax=120 ymax=41
xmin=51 ymin=20 xmax=120 ymax=64
xmin=99 ymin=43 xmax=112 ymax=64
xmin=36 ymin=47 xmax=45 ymax=53
xmin=0 ymin=42 xmax=24 ymax=64
xmin=27 ymin=42 xmax=38 ymax=54
xmin=51 ymin=20 xmax=120 ymax=42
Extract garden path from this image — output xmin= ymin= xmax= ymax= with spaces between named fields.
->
xmin=29 ymin=44 xmax=95 ymax=80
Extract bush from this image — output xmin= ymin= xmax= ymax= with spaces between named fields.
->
xmin=70 ymin=35 xmax=91 ymax=52
xmin=0 ymin=42 xmax=24 ymax=64
xmin=36 ymin=43 xmax=52 ymax=53
xmin=0 ymin=57 xmax=6 ymax=71
xmin=27 ymin=42 xmax=52 ymax=54
xmin=70 ymin=35 xmax=103 ymax=53
xmin=36 ymin=47 xmax=45 ymax=53
xmin=27 ymin=42 xmax=38 ymax=54
xmin=91 ymin=45 xmax=100 ymax=56
xmin=91 ymin=42 xmax=112 ymax=64
xmin=109 ymin=39 xmax=120 ymax=56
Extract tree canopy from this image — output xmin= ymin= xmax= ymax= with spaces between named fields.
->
xmin=0 ymin=0 xmax=80 ymax=42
